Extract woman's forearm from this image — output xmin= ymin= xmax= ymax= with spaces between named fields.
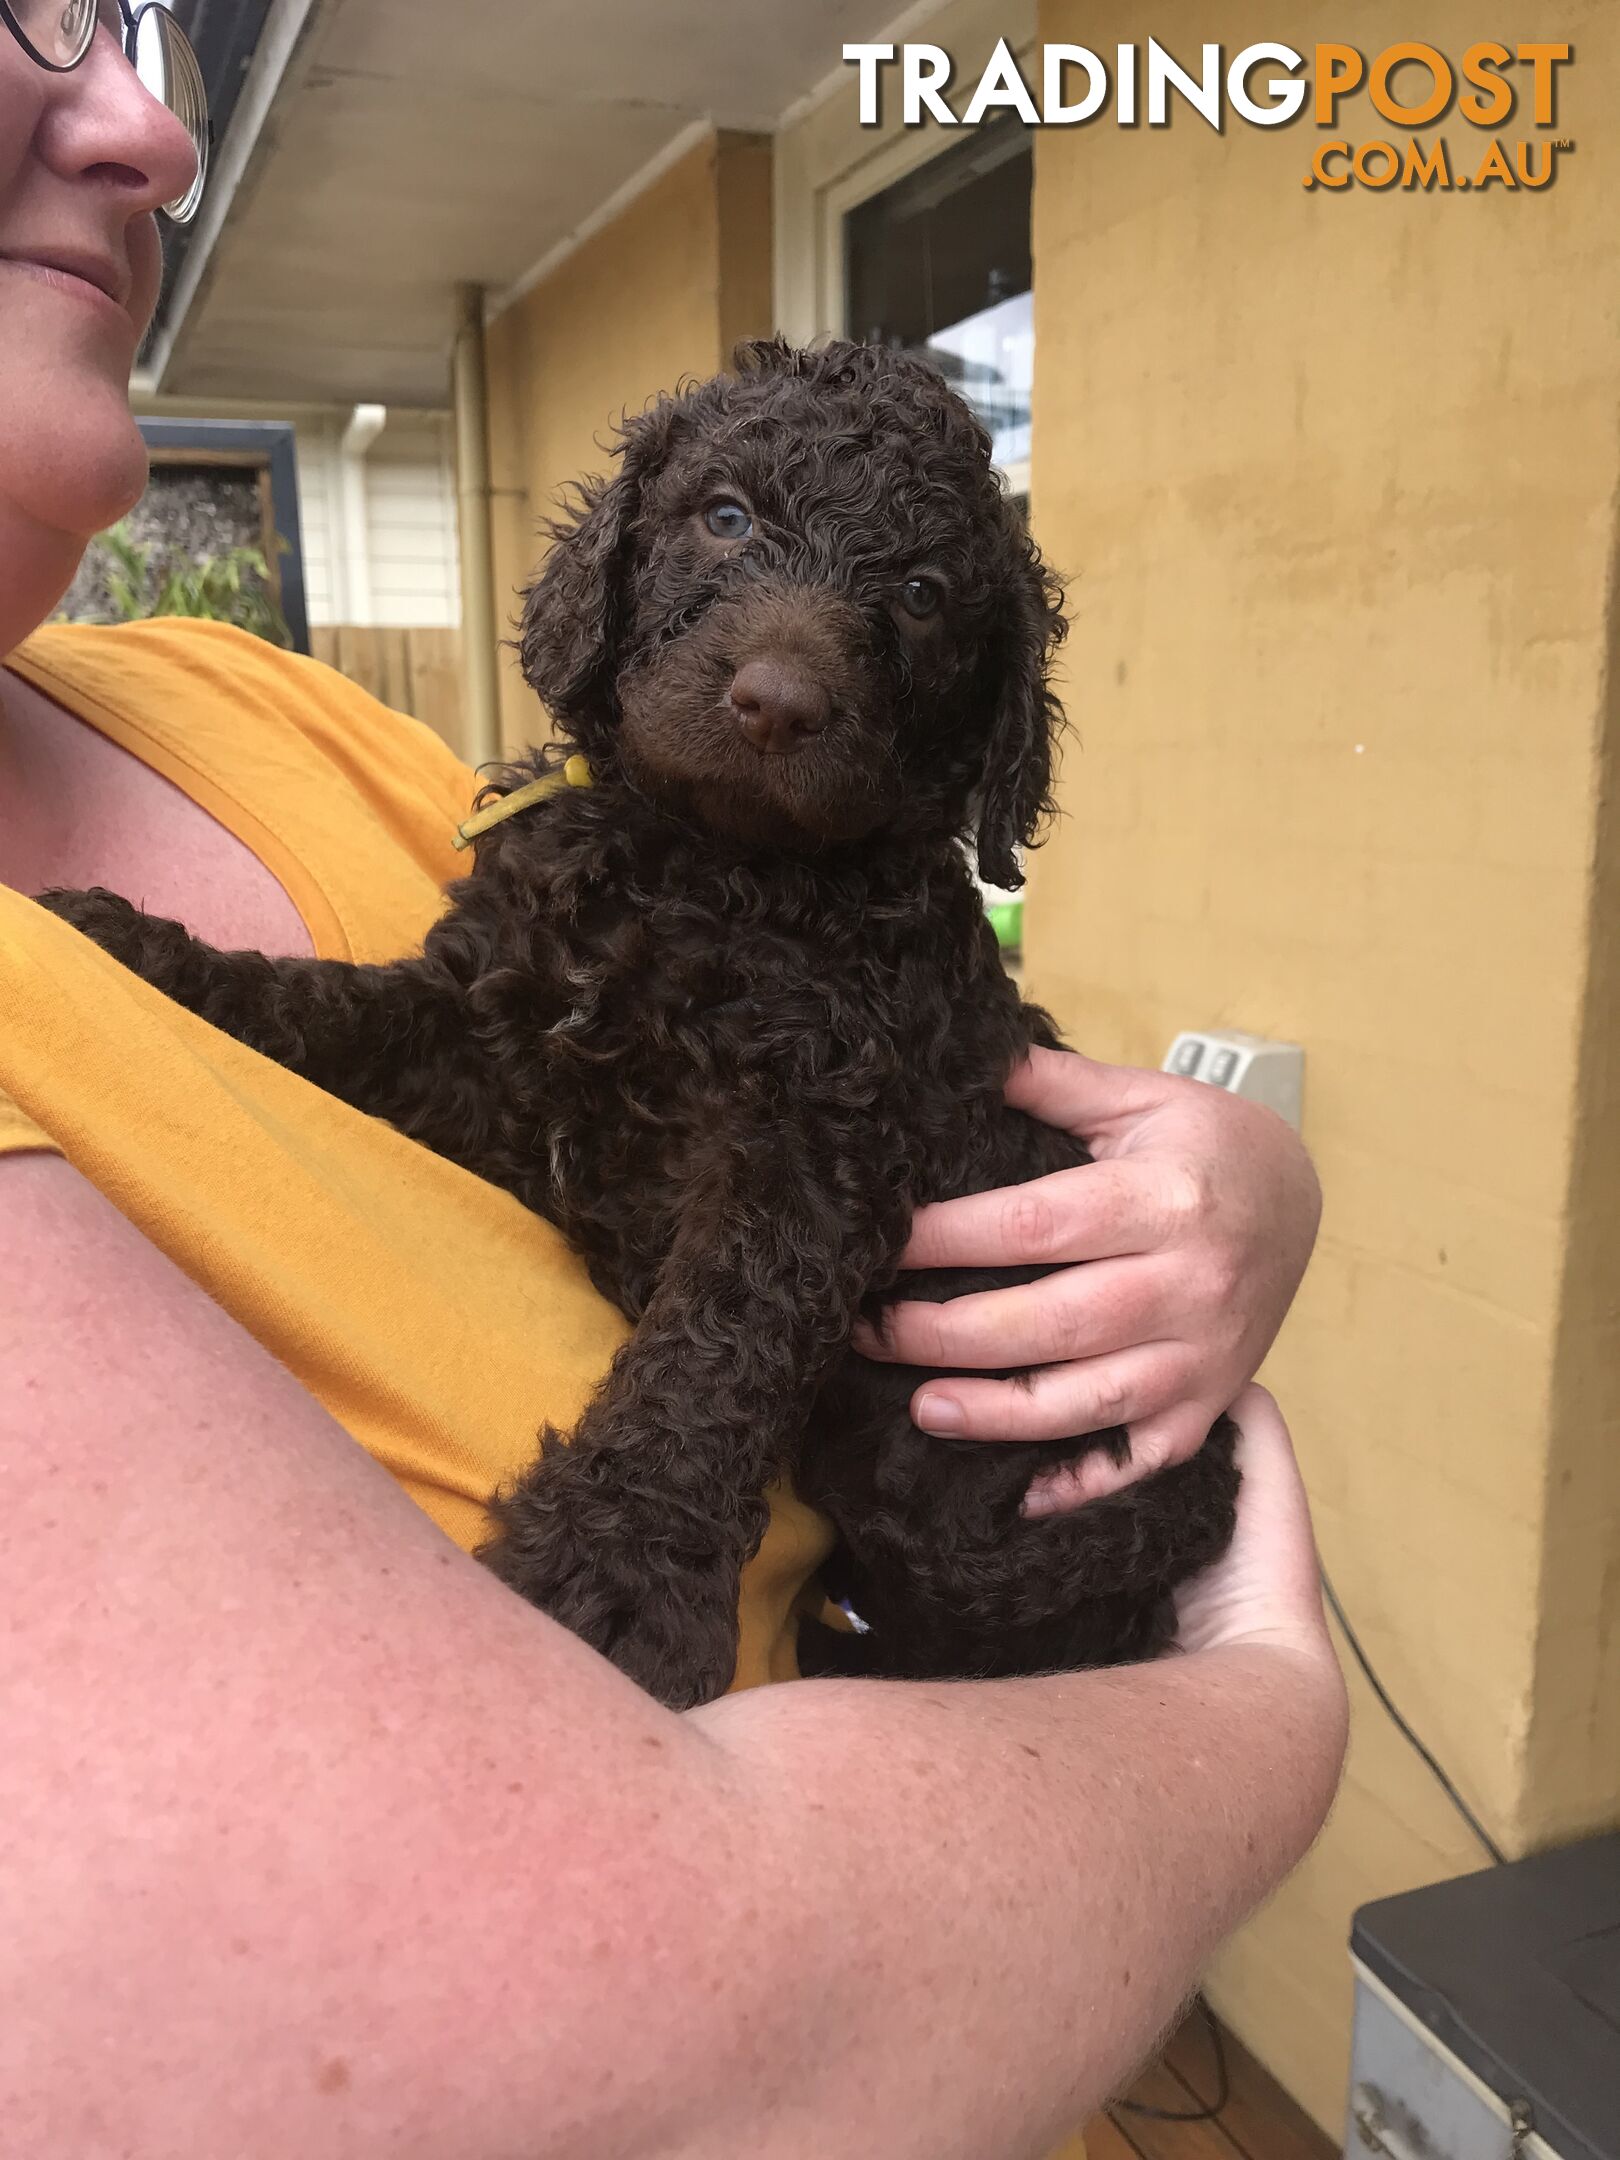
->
xmin=4 ymin=1153 xmax=1344 ymax=2160
xmin=687 ymin=1383 xmax=1349 ymax=2156
xmin=683 ymin=1643 xmax=1345 ymax=2159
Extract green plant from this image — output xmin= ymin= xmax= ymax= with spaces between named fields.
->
xmin=94 ymin=517 xmax=156 ymax=624
xmin=79 ymin=518 xmax=293 ymax=647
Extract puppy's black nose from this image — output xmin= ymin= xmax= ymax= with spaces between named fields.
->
xmin=728 ymin=658 xmax=831 ymax=755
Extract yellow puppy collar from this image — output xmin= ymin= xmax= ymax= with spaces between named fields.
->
xmin=451 ymin=753 xmax=592 ymax=851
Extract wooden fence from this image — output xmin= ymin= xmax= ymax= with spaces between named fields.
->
xmin=310 ymin=625 xmax=469 ymax=765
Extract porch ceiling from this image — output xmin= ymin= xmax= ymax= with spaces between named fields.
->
xmin=154 ymin=0 xmax=894 ymax=407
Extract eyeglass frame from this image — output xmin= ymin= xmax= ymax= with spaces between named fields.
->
xmin=0 ymin=0 xmax=209 ymax=224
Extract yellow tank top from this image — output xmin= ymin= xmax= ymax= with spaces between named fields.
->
xmin=2 ymin=620 xmax=1094 ymax=2160
xmin=0 ymin=619 xmax=831 ymax=1689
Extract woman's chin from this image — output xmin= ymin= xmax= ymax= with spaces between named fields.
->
xmin=62 ymin=385 xmax=149 ymax=532
xmin=0 ymin=380 xmax=149 ymax=542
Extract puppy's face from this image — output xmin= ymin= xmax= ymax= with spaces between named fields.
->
xmin=519 ymin=340 xmax=1066 ymax=885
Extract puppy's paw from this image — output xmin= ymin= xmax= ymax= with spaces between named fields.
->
xmin=34 ymin=887 xmax=184 ymax=974
xmin=479 ymin=1440 xmax=741 ymax=1710
xmin=595 ymin=1565 xmax=739 ymax=1710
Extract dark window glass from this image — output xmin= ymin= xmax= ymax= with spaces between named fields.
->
xmin=845 ymin=118 xmax=1033 ymax=469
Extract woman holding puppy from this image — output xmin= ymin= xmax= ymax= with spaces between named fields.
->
xmin=0 ymin=10 xmax=1344 ymax=2156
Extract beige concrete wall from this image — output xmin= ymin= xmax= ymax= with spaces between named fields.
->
xmin=1025 ymin=0 xmax=1619 ymax=2127
xmin=1529 ymin=557 xmax=1620 ymax=1846
xmin=484 ymin=132 xmax=773 ymax=755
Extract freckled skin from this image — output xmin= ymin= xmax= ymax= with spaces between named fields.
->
xmin=37 ymin=339 xmax=1236 ymax=1704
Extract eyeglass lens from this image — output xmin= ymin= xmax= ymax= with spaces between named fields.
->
xmin=9 ymin=0 xmax=109 ymax=68
xmin=131 ymin=7 xmax=208 ymax=219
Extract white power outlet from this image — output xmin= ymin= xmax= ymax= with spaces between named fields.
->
xmin=1162 ymin=1029 xmax=1304 ymax=1130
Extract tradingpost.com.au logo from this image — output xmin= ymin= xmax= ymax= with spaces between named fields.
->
xmin=844 ymin=39 xmax=1574 ymax=192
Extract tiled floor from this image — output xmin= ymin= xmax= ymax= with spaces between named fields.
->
xmin=1094 ymin=2006 xmax=1338 ymax=2160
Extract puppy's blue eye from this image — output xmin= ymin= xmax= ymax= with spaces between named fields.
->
xmin=898 ymin=577 xmax=942 ymax=620
xmin=704 ymin=501 xmax=753 ymax=540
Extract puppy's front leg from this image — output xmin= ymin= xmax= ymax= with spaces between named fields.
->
xmin=34 ymin=886 xmax=479 ymax=1154
xmin=481 ymin=1142 xmax=907 ymax=1708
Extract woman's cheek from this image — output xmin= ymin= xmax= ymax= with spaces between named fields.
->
xmin=0 ymin=76 xmax=43 ymax=196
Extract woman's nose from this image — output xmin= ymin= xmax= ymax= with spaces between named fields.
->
xmin=50 ymin=23 xmax=199 ymax=218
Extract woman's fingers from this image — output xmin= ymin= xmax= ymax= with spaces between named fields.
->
xmin=1020 ymin=1402 xmax=1213 ymax=1515
xmin=907 ymin=1341 xmax=1191 ymax=1443
xmin=857 ymin=1257 xmax=1172 ymax=1374
xmin=894 ymin=1158 xmax=1154 ymax=1272
xmin=1002 ymin=1044 xmax=1170 ymax=1147
xmin=864 ymin=1050 xmax=1322 ymax=1527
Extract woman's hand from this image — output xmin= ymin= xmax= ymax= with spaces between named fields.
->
xmin=853 ymin=1046 xmax=1321 ymax=1515
xmin=1173 ymin=1385 xmax=1339 ymax=1666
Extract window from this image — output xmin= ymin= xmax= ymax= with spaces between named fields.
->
xmin=844 ymin=117 xmax=1033 ymax=486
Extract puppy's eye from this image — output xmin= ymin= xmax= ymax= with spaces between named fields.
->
xmin=703 ymin=500 xmax=753 ymax=541
xmin=897 ymin=577 xmax=942 ymax=621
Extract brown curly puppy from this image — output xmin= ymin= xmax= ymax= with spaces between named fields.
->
xmin=39 ymin=337 xmax=1236 ymax=1707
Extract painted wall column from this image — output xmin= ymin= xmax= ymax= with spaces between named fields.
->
xmin=451 ymin=283 xmax=501 ymax=771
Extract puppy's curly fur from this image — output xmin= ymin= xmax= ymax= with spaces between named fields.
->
xmin=40 ymin=337 xmax=1237 ymax=1706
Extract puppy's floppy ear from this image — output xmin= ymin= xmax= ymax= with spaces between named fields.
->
xmin=976 ymin=542 xmax=1068 ymax=891
xmin=517 ymin=398 xmax=677 ymax=729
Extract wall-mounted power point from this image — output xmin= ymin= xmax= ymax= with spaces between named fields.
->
xmin=1162 ymin=1030 xmax=1304 ymax=1130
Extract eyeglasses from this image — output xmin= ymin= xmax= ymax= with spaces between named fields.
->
xmin=1 ymin=0 xmax=208 ymax=224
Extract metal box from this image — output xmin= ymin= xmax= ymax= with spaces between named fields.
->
xmin=1347 ymin=1835 xmax=1620 ymax=2160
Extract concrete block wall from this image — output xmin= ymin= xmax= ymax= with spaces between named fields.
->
xmin=1024 ymin=0 xmax=1620 ymax=2125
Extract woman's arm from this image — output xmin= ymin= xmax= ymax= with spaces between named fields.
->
xmin=1 ymin=1152 xmax=1344 ymax=2160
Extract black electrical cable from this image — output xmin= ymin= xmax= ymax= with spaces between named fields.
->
xmin=1319 ymin=1562 xmax=1506 ymax=1869
xmin=1114 ymin=1996 xmax=1230 ymax=2125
